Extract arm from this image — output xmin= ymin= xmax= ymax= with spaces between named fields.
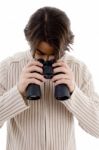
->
xmin=60 ymin=64 xmax=99 ymax=138
xmin=0 ymin=59 xmax=30 ymax=128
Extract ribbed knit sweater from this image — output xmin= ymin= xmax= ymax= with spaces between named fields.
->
xmin=0 ymin=50 xmax=99 ymax=150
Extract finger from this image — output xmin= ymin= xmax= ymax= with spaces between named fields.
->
xmin=26 ymin=78 xmax=43 ymax=86
xmin=25 ymin=72 xmax=46 ymax=82
xmin=54 ymin=78 xmax=70 ymax=86
xmin=53 ymin=67 xmax=68 ymax=74
xmin=26 ymin=66 xmax=43 ymax=74
xmin=26 ymin=60 xmax=43 ymax=68
xmin=51 ymin=74 xmax=69 ymax=82
xmin=53 ymin=61 xmax=68 ymax=68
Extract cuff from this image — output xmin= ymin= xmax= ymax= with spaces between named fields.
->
xmin=59 ymin=85 xmax=90 ymax=114
xmin=0 ymin=85 xmax=30 ymax=125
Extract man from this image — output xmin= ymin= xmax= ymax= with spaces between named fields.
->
xmin=0 ymin=6 xmax=99 ymax=150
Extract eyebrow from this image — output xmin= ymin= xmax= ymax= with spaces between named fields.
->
xmin=36 ymin=48 xmax=55 ymax=55
xmin=36 ymin=48 xmax=45 ymax=55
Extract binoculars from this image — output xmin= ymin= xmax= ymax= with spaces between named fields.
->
xmin=26 ymin=59 xmax=70 ymax=100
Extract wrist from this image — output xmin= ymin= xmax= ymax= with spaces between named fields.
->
xmin=17 ymin=84 xmax=25 ymax=97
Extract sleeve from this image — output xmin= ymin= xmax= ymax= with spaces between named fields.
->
xmin=60 ymin=63 xmax=99 ymax=138
xmin=0 ymin=58 xmax=30 ymax=128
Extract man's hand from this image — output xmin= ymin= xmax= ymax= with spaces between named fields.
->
xmin=51 ymin=60 xmax=75 ymax=93
xmin=17 ymin=60 xmax=46 ymax=97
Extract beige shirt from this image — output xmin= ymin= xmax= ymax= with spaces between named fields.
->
xmin=0 ymin=50 xmax=99 ymax=150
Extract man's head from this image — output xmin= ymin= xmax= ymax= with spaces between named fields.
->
xmin=24 ymin=6 xmax=74 ymax=58
xmin=33 ymin=41 xmax=55 ymax=61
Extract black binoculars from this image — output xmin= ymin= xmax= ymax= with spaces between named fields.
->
xmin=26 ymin=59 xmax=70 ymax=100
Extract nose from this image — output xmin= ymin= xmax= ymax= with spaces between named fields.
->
xmin=43 ymin=55 xmax=55 ymax=61
xmin=43 ymin=55 xmax=49 ymax=61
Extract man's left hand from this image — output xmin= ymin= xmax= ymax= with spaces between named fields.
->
xmin=51 ymin=60 xmax=75 ymax=93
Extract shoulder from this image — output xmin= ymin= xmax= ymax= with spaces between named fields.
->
xmin=64 ymin=52 xmax=84 ymax=66
xmin=64 ymin=52 xmax=92 ymax=80
xmin=0 ymin=50 xmax=30 ymax=79
xmin=8 ymin=50 xmax=30 ymax=63
xmin=0 ymin=50 xmax=30 ymax=66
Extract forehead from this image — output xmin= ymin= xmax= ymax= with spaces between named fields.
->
xmin=36 ymin=41 xmax=55 ymax=55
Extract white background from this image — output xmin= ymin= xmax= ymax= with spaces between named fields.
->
xmin=0 ymin=0 xmax=99 ymax=149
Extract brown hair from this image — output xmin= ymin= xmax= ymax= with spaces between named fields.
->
xmin=24 ymin=6 xmax=74 ymax=53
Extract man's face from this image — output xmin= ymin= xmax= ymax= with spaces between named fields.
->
xmin=33 ymin=41 xmax=56 ymax=61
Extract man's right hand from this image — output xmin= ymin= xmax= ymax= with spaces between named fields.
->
xmin=17 ymin=60 xmax=46 ymax=97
